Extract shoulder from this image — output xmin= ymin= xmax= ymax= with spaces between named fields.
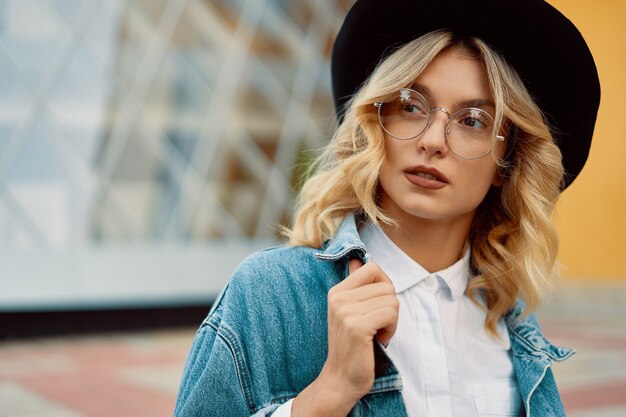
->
xmin=210 ymin=244 xmax=340 ymax=322
xmin=236 ymin=244 xmax=321 ymax=276
xmin=232 ymin=244 xmax=335 ymax=288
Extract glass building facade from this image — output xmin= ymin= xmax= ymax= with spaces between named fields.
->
xmin=0 ymin=0 xmax=353 ymax=309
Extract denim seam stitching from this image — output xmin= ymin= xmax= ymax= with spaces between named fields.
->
xmin=369 ymin=375 xmax=403 ymax=394
xmin=255 ymin=394 xmax=297 ymax=413
xmin=524 ymin=360 xmax=550 ymax=417
xmin=207 ymin=320 xmax=256 ymax=413
xmin=510 ymin=329 xmax=544 ymax=356
xmin=510 ymin=329 xmax=566 ymax=362
xmin=315 ymin=244 xmax=367 ymax=260
xmin=269 ymin=393 xmax=297 ymax=403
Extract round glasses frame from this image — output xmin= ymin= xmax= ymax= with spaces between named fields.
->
xmin=373 ymin=89 xmax=506 ymax=160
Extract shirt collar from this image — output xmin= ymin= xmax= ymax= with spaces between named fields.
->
xmin=436 ymin=247 xmax=471 ymax=301
xmin=359 ymin=221 xmax=470 ymax=300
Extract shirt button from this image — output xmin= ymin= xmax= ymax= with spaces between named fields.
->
xmin=422 ymin=275 xmax=438 ymax=292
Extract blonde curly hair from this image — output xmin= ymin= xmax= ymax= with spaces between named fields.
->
xmin=284 ymin=30 xmax=564 ymax=333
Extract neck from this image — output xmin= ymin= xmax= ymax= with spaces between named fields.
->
xmin=379 ymin=212 xmax=473 ymax=273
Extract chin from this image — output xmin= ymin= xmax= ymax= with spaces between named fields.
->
xmin=395 ymin=200 xmax=478 ymax=224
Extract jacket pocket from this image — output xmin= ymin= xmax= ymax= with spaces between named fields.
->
xmin=473 ymin=380 xmax=524 ymax=416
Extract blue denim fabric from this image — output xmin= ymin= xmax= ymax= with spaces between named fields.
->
xmin=173 ymin=214 xmax=573 ymax=417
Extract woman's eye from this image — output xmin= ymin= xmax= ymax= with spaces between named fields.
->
xmin=401 ymin=102 xmax=426 ymax=114
xmin=458 ymin=110 xmax=492 ymax=129
xmin=462 ymin=116 xmax=484 ymax=128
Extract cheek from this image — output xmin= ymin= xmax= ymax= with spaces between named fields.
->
xmin=378 ymin=144 xmax=405 ymax=198
xmin=460 ymin=162 xmax=500 ymax=201
xmin=378 ymin=160 xmax=394 ymax=196
xmin=382 ymin=136 xmax=412 ymax=165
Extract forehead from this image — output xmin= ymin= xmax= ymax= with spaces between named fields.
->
xmin=411 ymin=46 xmax=493 ymax=107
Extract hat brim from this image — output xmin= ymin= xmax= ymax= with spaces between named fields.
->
xmin=331 ymin=0 xmax=600 ymax=189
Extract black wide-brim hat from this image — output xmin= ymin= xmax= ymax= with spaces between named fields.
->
xmin=331 ymin=0 xmax=601 ymax=189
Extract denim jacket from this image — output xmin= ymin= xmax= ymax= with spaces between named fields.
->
xmin=173 ymin=214 xmax=574 ymax=417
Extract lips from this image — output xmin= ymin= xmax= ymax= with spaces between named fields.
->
xmin=404 ymin=165 xmax=449 ymax=189
xmin=405 ymin=165 xmax=449 ymax=182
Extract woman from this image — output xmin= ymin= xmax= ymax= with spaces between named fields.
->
xmin=173 ymin=0 xmax=600 ymax=416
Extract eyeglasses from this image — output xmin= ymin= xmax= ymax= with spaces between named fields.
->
xmin=373 ymin=88 xmax=506 ymax=160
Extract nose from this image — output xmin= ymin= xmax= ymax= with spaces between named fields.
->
xmin=418 ymin=107 xmax=450 ymax=157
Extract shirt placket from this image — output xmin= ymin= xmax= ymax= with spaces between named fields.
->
xmin=415 ymin=274 xmax=453 ymax=415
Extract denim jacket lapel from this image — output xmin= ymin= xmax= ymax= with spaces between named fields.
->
xmin=506 ymin=300 xmax=574 ymax=416
xmin=505 ymin=300 xmax=575 ymax=362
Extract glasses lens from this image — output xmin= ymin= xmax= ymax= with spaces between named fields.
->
xmin=378 ymin=89 xmax=429 ymax=140
xmin=447 ymin=108 xmax=497 ymax=159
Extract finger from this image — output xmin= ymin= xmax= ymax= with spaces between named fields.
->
xmin=351 ymin=294 xmax=399 ymax=316
xmin=329 ymin=293 xmax=397 ymax=322
xmin=363 ymin=307 xmax=398 ymax=346
xmin=333 ymin=295 xmax=399 ymax=336
xmin=362 ymin=305 xmax=398 ymax=335
xmin=337 ymin=263 xmax=392 ymax=292
xmin=348 ymin=258 xmax=364 ymax=274
xmin=346 ymin=281 xmax=396 ymax=302
xmin=376 ymin=325 xmax=397 ymax=347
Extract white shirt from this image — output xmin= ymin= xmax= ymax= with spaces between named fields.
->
xmin=273 ymin=222 xmax=523 ymax=416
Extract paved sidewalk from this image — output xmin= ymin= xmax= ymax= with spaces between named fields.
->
xmin=0 ymin=282 xmax=624 ymax=417
xmin=0 ymin=330 xmax=189 ymax=417
xmin=535 ymin=282 xmax=626 ymax=417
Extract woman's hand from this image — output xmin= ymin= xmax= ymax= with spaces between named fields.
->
xmin=291 ymin=259 xmax=399 ymax=417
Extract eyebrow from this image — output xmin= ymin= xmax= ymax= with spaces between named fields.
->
xmin=410 ymin=83 xmax=495 ymax=110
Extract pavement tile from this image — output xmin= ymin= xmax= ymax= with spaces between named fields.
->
xmin=117 ymin=364 xmax=185 ymax=394
xmin=568 ymin=406 xmax=626 ymax=417
xmin=0 ymin=381 xmax=82 ymax=417
xmin=0 ymin=330 xmax=190 ymax=417
xmin=561 ymin=380 xmax=626 ymax=410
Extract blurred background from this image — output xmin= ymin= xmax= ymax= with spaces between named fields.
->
xmin=0 ymin=0 xmax=624 ymax=416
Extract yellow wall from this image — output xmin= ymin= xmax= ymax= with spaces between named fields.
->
xmin=548 ymin=0 xmax=626 ymax=279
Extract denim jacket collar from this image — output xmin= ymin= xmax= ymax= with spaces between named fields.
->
xmin=315 ymin=213 xmax=367 ymax=262
xmin=505 ymin=300 xmax=575 ymax=363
